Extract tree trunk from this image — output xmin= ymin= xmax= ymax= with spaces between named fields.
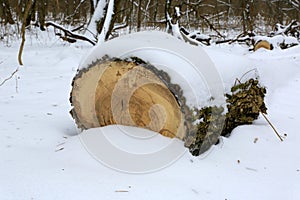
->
xmin=137 ymin=0 xmax=142 ymax=31
xmin=165 ymin=0 xmax=172 ymax=33
xmin=18 ymin=0 xmax=33 ymax=66
xmin=85 ymin=0 xmax=108 ymax=41
xmin=106 ymin=0 xmax=122 ymax=40
xmin=97 ymin=0 xmax=114 ymax=43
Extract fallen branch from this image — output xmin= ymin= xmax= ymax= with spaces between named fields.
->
xmin=0 ymin=67 xmax=19 ymax=87
xmin=284 ymin=20 xmax=299 ymax=35
xmin=71 ymin=24 xmax=85 ymax=32
xmin=273 ymin=20 xmax=300 ymax=37
xmin=215 ymin=32 xmax=254 ymax=45
xmin=200 ymin=15 xmax=225 ymax=39
xmin=45 ymin=21 xmax=96 ymax=46
xmin=180 ymin=27 xmax=211 ymax=46
xmin=112 ymin=22 xmax=128 ymax=32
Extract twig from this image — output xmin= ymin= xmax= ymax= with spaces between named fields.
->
xmin=247 ymin=78 xmax=283 ymax=142
xmin=234 ymin=77 xmax=283 ymax=142
xmin=0 ymin=67 xmax=19 ymax=87
xmin=15 ymin=75 xmax=18 ymax=93
xmin=55 ymin=147 xmax=64 ymax=152
xmin=65 ymin=0 xmax=86 ymax=20
xmin=56 ymin=142 xmax=66 ymax=147
xmin=233 ymin=78 xmax=241 ymax=87
xmin=239 ymin=68 xmax=258 ymax=82
xmin=112 ymin=22 xmax=128 ymax=32
xmin=71 ymin=24 xmax=85 ymax=32
xmin=261 ymin=112 xmax=283 ymax=141
xmin=199 ymin=15 xmax=225 ymax=39
xmin=0 ymin=57 xmax=9 ymax=65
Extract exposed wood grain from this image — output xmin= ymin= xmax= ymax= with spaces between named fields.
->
xmin=70 ymin=59 xmax=186 ymax=139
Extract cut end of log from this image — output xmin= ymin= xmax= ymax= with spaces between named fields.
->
xmin=254 ymin=40 xmax=273 ymax=51
xmin=70 ymin=57 xmax=190 ymax=139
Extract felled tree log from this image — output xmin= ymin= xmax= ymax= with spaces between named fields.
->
xmin=70 ymin=57 xmax=189 ymax=139
xmin=254 ymin=40 xmax=273 ymax=51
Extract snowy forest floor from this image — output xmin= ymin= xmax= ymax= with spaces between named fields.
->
xmin=1 ymin=32 xmax=300 ymax=200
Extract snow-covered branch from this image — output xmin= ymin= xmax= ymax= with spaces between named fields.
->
xmin=97 ymin=0 xmax=114 ymax=44
xmin=180 ymin=27 xmax=211 ymax=46
xmin=85 ymin=0 xmax=108 ymax=40
xmin=165 ymin=4 xmax=183 ymax=40
xmin=272 ymin=20 xmax=300 ymax=37
xmin=45 ymin=21 xmax=96 ymax=45
xmin=215 ymin=32 xmax=254 ymax=45
xmin=85 ymin=0 xmax=116 ymax=43
xmin=112 ymin=19 xmax=128 ymax=32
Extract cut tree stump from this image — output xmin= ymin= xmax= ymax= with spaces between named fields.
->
xmin=70 ymin=58 xmax=188 ymax=139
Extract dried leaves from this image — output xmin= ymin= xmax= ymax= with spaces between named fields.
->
xmin=222 ymin=78 xmax=267 ymax=136
xmin=185 ymin=106 xmax=226 ymax=156
xmin=185 ymin=78 xmax=267 ymax=156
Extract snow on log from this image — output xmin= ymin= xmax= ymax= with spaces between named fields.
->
xmin=253 ymin=35 xmax=299 ymax=50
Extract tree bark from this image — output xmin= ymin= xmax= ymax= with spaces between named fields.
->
xmin=137 ymin=0 xmax=142 ymax=31
xmin=18 ymin=0 xmax=33 ymax=66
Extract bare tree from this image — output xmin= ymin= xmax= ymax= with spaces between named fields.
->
xmin=18 ymin=0 xmax=33 ymax=66
xmin=2 ymin=0 xmax=300 ymax=50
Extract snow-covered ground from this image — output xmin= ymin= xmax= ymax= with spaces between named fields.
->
xmin=1 ymin=32 xmax=300 ymax=200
